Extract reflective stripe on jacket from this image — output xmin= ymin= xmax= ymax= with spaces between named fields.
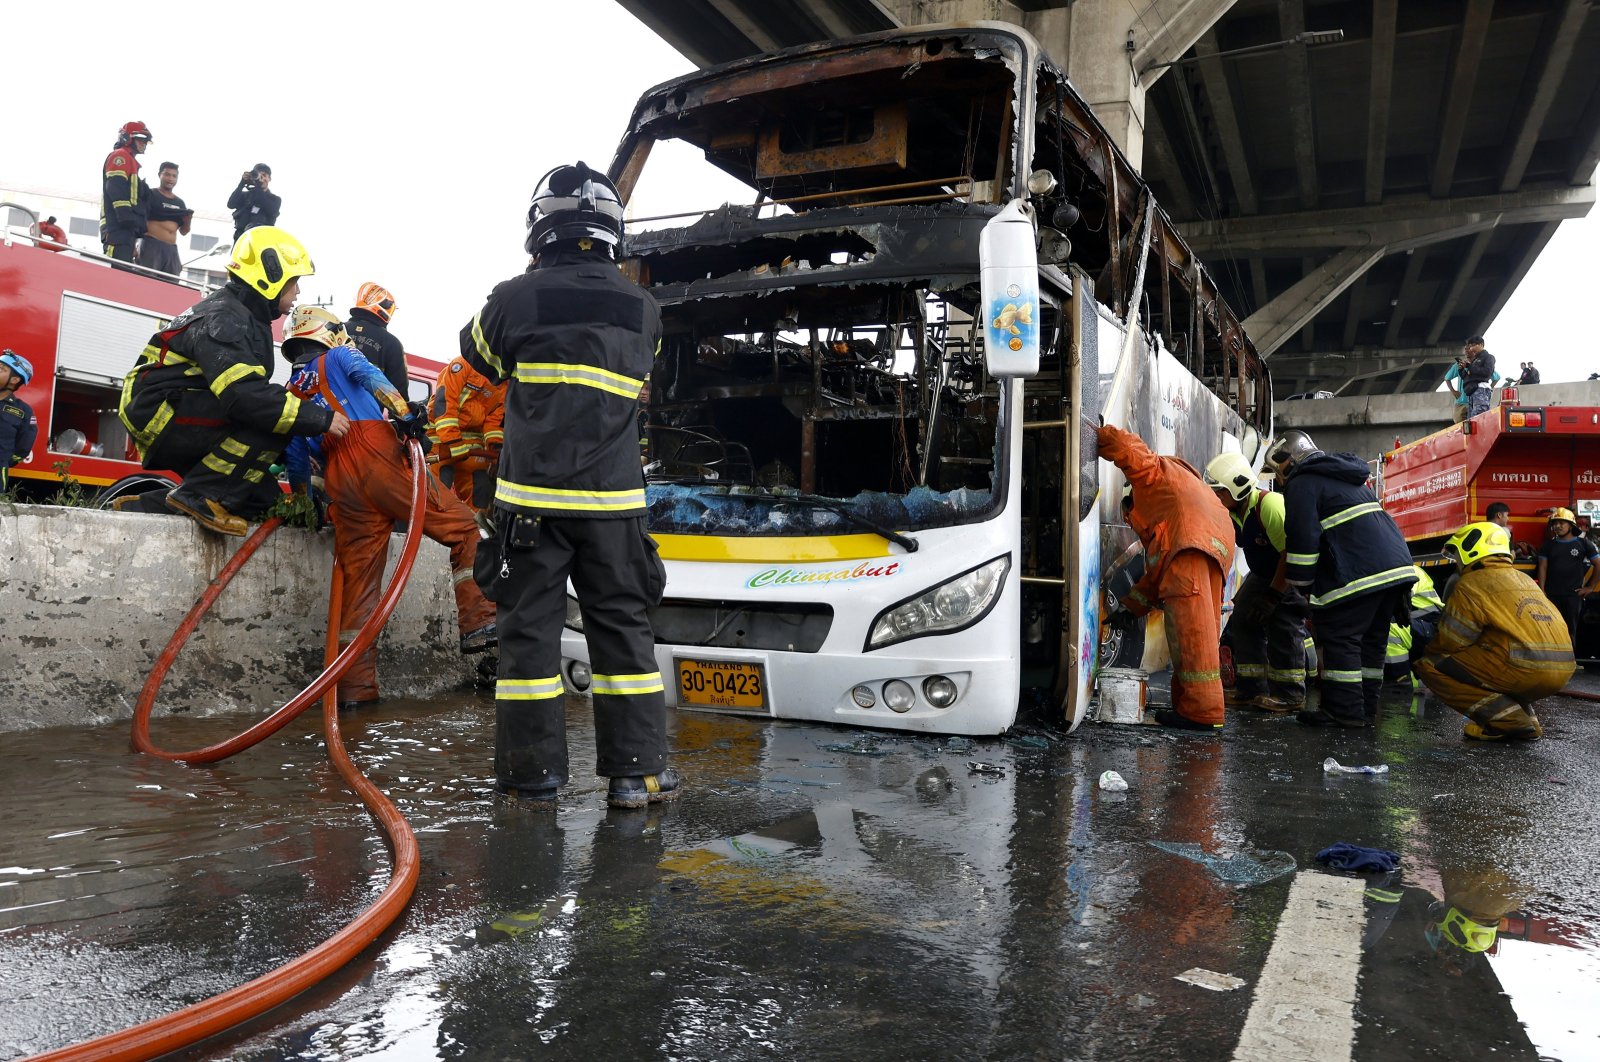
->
xmin=1426 ymin=557 xmax=1575 ymax=682
xmin=462 ymin=248 xmax=660 ymax=519
xmin=429 ymin=356 xmax=506 ymax=462
xmin=118 ymin=280 xmax=332 ymax=452
xmin=1282 ymin=451 xmax=1415 ymax=607
xmin=1097 ymin=424 xmax=1234 ymax=616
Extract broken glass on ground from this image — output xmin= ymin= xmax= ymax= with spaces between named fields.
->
xmin=1148 ymin=841 xmax=1296 ymax=886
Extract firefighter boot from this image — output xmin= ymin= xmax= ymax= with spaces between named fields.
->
xmin=166 ymin=489 xmax=249 ymax=536
xmin=1463 ymin=708 xmax=1543 ymax=742
xmin=607 ymin=767 xmax=684 ymax=809
xmin=461 ymin=623 xmax=498 ymax=655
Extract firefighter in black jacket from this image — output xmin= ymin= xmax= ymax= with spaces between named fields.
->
xmin=101 ymin=121 xmax=152 ymax=264
xmin=344 ymin=283 xmax=410 ymax=397
xmin=465 ymin=161 xmax=677 ymax=811
xmin=1270 ymin=430 xmax=1416 ymax=727
xmin=117 ymin=226 xmax=350 ymax=535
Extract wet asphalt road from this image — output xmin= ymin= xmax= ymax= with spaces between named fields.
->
xmin=1 ymin=678 xmax=1598 ymax=1062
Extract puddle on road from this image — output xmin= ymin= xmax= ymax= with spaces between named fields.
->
xmin=0 ymin=691 xmax=1597 ymax=1060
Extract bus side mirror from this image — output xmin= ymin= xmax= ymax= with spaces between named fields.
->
xmin=979 ymin=199 xmax=1041 ymax=378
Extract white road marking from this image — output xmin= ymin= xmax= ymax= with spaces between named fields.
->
xmin=1233 ymin=871 xmax=1367 ymax=1062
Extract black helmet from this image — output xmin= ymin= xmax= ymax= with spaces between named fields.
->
xmin=525 ymin=162 xmax=625 ymax=254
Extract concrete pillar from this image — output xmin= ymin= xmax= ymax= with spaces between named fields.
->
xmin=874 ymin=1 xmax=1237 ymax=170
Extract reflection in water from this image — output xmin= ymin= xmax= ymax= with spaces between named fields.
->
xmin=0 ymin=696 xmax=1597 ymax=1060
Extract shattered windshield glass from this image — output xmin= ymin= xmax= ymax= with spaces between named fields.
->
xmin=636 ymin=287 xmax=1049 ymax=536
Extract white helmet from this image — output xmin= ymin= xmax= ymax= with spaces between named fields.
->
xmin=1204 ymin=452 xmax=1256 ymax=501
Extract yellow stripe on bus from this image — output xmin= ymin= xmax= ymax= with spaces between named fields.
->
xmin=8 ymin=468 xmax=118 ymax=487
xmin=651 ymin=533 xmax=894 ymax=562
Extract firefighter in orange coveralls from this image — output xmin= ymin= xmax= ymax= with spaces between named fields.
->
xmin=281 ymin=307 xmax=498 ymax=712
xmin=1099 ymin=423 xmax=1236 ymax=730
xmin=429 ymin=355 xmax=506 ymax=511
xmin=1415 ymin=521 xmax=1575 ymax=741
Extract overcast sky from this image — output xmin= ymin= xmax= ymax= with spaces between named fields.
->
xmin=5 ymin=1 xmax=1595 ymax=386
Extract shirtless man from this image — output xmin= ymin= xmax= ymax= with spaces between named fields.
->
xmin=141 ymin=162 xmax=192 ymax=277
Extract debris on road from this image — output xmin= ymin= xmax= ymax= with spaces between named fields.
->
xmin=1098 ymin=770 xmax=1129 ymax=792
xmin=1314 ymin=843 xmax=1401 ymax=872
xmin=967 ymin=760 xmax=1006 ymax=775
xmin=1149 ymin=841 xmax=1297 ymax=885
xmin=1323 ymin=757 xmax=1389 ymax=775
xmin=1175 ymin=968 xmax=1247 ymax=992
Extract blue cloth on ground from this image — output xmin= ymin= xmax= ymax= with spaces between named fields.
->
xmin=1315 ymin=842 xmax=1401 ymax=872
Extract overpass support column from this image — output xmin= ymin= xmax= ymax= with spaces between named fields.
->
xmin=1242 ymin=247 xmax=1387 ymax=358
xmin=873 ymin=1 xmax=1237 ymax=169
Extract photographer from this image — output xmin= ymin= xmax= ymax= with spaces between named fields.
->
xmin=227 ymin=164 xmax=281 ymax=240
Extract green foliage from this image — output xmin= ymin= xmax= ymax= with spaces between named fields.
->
xmin=44 ymin=460 xmax=91 ymax=507
xmin=267 ymin=490 xmax=320 ymax=530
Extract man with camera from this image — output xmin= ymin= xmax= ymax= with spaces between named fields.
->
xmin=227 ymin=164 xmax=281 ymax=241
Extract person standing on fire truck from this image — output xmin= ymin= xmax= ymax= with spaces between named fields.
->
xmin=101 ymin=121 xmax=152 ymax=265
xmin=1099 ymin=422 xmax=1236 ymax=730
xmin=116 ymin=226 xmax=349 ymax=534
xmin=464 ymin=161 xmax=677 ymax=810
xmin=429 ymin=355 xmax=506 ymax=511
xmin=280 ymin=307 xmax=497 ymax=711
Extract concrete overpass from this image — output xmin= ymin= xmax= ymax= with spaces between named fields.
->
xmin=614 ymin=0 xmax=1600 ymax=399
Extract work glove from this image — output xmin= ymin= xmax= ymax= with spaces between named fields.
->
xmin=1238 ymin=585 xmax=1284 ymax=625
xmin=1105 ymin=605 xmax=1135 ymax=628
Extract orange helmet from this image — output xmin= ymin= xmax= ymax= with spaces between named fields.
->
xmin=353 ymin=282 xmax=397 ymax=323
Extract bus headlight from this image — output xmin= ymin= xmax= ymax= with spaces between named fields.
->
xmin=922 ymin=675 xmax=959 ymax=708
xmin=883 ymin=680 xmax=916 ymax=713
xmin=865 ymin=555 xmax=1011 ymax=651
xmin=565 ymin=595 xmax=583 ymax=632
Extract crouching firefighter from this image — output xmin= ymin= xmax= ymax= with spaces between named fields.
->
xmin=280 ymin=307 xmax=498 ymax=712
xmin=464 ymin=161 xmax=679 ymax=810
xmin=116 ymin=227 xmax=349 ymax=533
xmin=1099 ymin=423 xmax=1236 ymax=731
xmin=1415 ymin=522 xmax=1575 ymax=741
xmin=1205 ymin=451 xmax=1310 ymax=712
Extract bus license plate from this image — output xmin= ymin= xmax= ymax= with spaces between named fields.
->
xmin=676 ymin=659 xmax=767 ymax=712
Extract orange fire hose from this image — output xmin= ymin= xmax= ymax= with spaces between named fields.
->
xmin=27 ymin=440 xmax=428 ymax=1062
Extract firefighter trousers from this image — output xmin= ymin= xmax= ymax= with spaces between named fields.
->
xmin=492 ymin=515 xmax=668 ymax=789
xmin=1226 ymin=572 xmax=1309 ymax=703
xmin=141 ymin=390 xmax=288 ymax=517
xmin=1414 ymin=650 xmax=1567 ymax=736
xmin=1158 ymin=549 xmax=1227 ymax=726
xmin=327 ymin=421 xmax=496 ymax=703
xmin=439 ymin=454 xmax=497 ymax=511
xmin=1313 ymin=587 xmax=1406 ymax=722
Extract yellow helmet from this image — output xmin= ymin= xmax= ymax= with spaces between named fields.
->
xmin=1443 ymin=521 xmax=1512 ymax=568
xmin=285 ymin=306 xmax=347 ymax=349
xmin=228 ymin=226 xmax=314 ymax=300
xmin=1548 ymin=507 xmax=1577 ymax=525
xmin=1203 ymin=452 xmax=1256 ymax=501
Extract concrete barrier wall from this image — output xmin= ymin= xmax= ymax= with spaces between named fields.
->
xmin=1276 ymin=379 xmax=1600 ymax=458
xmin=0 ymin=505 xmax=477 ymax=732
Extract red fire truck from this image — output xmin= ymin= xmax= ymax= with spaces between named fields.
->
xmin=1379 ymin=388 xmax=1599 ymax=662
xmin=0 ymin=230 xmax=444 ymax=500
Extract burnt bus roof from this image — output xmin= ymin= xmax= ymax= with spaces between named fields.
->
xmin=609 ymin=21 xmax=1269 ymax=430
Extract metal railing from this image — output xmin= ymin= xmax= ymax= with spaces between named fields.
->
xmin=1 ymin=202 xmax=223 ymax=293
